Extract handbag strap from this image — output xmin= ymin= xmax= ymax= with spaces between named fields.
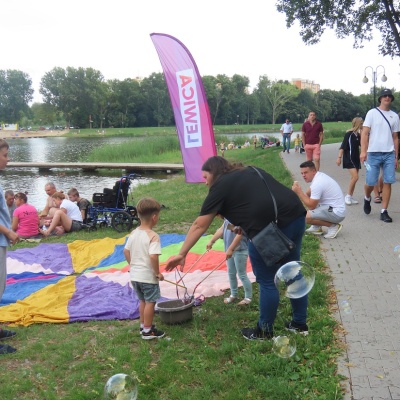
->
xmin=249 ymin=166 xmax=278 ymax=223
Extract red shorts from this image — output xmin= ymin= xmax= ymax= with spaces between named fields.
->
xmin=305 ymin=144 xmax=321 ymax=161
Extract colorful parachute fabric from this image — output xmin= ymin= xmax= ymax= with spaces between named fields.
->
xmin=0 ymin=234 xmax=255 ymax=326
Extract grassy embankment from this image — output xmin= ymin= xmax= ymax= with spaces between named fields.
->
xmin=0 ymin=127 xmax=347 ymax=399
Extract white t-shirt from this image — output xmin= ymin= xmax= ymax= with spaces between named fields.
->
xmin=280 ymin=122 xmax=293 ymax=134
xmin=310 ymin=172 xmax=346 ymax=217
xmin=125 ymin=228 xmax=161 ymax=284
xmin=363 ymin=108 xmax=400 ymax=152
xmin=60 ymin=199 xmax=83 ymax=222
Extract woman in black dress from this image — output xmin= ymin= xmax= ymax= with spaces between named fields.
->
xmin=336 ymin=117 xmax=363 ymax=205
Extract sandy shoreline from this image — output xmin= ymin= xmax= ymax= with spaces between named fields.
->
xmin=0 ymin=130 xmax=68 ymax=139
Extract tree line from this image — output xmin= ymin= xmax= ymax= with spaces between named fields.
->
xmin=0 ymin=67 xmax=393 ymax=129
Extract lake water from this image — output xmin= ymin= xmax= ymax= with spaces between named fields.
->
xmin=1 ymin=136 xmax=166 ymax=210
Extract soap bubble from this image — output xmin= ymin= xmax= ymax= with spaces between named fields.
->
xmin=394 ymin=245 xmax=400 ymax=258
xmin=272 ymin=335 xmax=296 ymax=358
xmin=341 ymin=300 xmax=352 ymax=314
xmin=274 ymin=261 xmax=315 ymax=299
xmin=104 ymin=373 xmax=138 ymax=400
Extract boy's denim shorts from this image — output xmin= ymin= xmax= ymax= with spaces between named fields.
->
xmin=132 ymin=281 xmax=160 ymax=302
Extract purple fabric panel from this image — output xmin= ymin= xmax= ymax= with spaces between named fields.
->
xmin=68 ymin=275 xmax=140 ymax=322
xmin=8 ymin=243 xmax=73 ymax=274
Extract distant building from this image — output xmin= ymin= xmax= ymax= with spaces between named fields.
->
xmin=1 ymin=124 xmax=18 ymax=131
xmin=291 ymin=79 xmax=320 ymax=93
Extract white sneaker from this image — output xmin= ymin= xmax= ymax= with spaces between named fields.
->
xmin=345 ymin=195 xmax=352 ymax=205
xmin=350 ymin=197 xmax=358 ymax=204
xmin=305 ymin=225 xmax=323 ymax=235
xmin=324 ymin=224 xmax=342 ymax=239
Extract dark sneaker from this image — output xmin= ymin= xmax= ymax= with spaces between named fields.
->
xmin=141 ymin=327 xmax=165 ymax=340
xmin=241 ymin=326 xmax=273 ymax=340
xmin=380 ymin=210 xmax=393 ymax=223
xmin=0 ymin=344 xmax=17 ymax=355
xmin=0 ymin=329 xmax=16 ymax=340
xmin=285 ymin=321 xmax=309 ymax=336
xmin=363 ymin=198 xmax=371 ymax=215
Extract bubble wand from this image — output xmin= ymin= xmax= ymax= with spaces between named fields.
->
xmin=176 ymin=250 xmax=210 ymax=284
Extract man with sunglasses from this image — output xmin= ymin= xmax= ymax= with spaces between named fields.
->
xmin=360 ymin=89 xmax=400 ymax=222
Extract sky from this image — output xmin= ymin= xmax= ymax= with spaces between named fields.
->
xmin=2 ymin=0 xmax=399 ymax=104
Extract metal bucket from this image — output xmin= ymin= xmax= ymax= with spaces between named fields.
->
xmin=156 ymin=299 xmax=194 ymax=325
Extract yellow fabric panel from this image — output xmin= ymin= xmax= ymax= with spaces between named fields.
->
xmin=0 ymin=276 xmax=76 ymax=327
xmin=68 ymin=236 xmax=127 ymax=273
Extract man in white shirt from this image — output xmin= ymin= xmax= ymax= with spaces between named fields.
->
xmin=280 ymin=119 xmax=294 ymax=153
xmin=360 ymin=88 xmax=400 ymax=223
xmin=292 ymin=160 xmax=346 ymax=239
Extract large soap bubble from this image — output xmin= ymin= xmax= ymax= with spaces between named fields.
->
xmin=394 ymin=245 xmax=400 ymax=258
xmin=274 ymin=261 xmax=315 ymax=299
xmin=272 ymin=335 xmax=296 ymax=358
xmin=104 ymin=373 xmax=138 ymax=400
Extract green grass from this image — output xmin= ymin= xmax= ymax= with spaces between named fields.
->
xmin=0 ymin=143 xmax=346 ymax=399
xmin=67 ymin=121 xmax=351 ymax=139
xmin=79 ymin=121 xmax=349 ymax=164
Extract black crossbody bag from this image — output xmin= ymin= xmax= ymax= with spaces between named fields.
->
xmin=249 ymin=167 xmax=295 ymax=267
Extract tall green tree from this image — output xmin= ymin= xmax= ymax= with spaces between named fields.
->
xmin=30 ymin=102 xmax=61 ymax=126
xmin=255 ymin=76 xmax=300 ymax=124
xmin=276 ymin=0 xmax=400 ymax=58
xmin=0 ymin=70 xmax=33 ymax=123
xmin=107 ymin=78 xmax=147 ymax=128
xmin=40 ymin=67 xmax=106 ymax=128
xmin=140 ymin=73 xmax=172 ymax=127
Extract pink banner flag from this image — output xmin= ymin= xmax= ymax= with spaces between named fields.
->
xmin=150 ymin=33 xmax=216 ymax=183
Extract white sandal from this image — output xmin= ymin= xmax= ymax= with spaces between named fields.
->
xmin=224 ymin=296 xmax=237 ymax=304
xmin=238 ymin=298 xmax=252 ymax=305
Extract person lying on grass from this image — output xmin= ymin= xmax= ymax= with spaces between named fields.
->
xmin=39 ymin=192 xmax=83 ymax=237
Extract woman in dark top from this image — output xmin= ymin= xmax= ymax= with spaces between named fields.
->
xmin=166 ymin=156 xmax=308 ymax=339
xmin=336 ymin=117 xmax=362 ymax=205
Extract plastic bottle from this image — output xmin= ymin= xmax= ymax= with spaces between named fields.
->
xmin=341 ymin=300 xmax=352 ymax=314
xmin=364 ymin=161 xmax=371 ymax=172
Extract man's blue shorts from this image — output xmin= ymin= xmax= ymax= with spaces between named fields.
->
xmin=366 ymin=152 xmax=396 ymax=186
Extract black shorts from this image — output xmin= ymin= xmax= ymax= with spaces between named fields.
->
xmin=70 ymin=220 xmax=83 ymax=232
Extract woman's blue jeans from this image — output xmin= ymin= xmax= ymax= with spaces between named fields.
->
xmin=226 ymin=250 xmax=252 ymax=299
xmin=248 ymin=215 xmax=307 ymax=333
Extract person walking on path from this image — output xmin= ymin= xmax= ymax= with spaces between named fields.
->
xmin=292 ymin=160 xmax=346 ymax=239
xmin=336 ymin=117 xmax=363 ymax=205
xmin=280 ymin=119 xmax=294 ymax=153
xmin=360 ymin=88 xmax=400 ymax=223
xmin=0 ymin=139 xmax=19 ymax=355
xmin=206 ymin=218 xmax=252 ymax=305
xmin=302 ymin=111 xmax=324 ymax=171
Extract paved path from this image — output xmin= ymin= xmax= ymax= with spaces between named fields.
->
xmin=282 ymin=143 xmax=400 ymax=400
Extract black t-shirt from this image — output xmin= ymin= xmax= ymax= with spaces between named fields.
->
xmin=200 ymin=167 xmax=306 ymax=239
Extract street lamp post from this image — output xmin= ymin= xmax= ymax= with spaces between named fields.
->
xmin=362 ymin=65 xmax=388 ymax=108
xmin=236 ymin=114 xmax=239 ymax=125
